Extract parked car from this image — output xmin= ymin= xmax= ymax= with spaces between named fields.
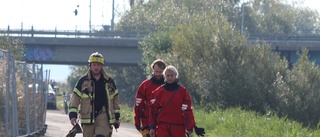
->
xmin=47 ymin=84 xmax=57 ymax=109
xmin=28 ymin=83 xmax=57 ymax=109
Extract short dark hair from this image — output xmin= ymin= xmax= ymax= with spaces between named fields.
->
xmin=151 ymin=59 xmax=166 ymax=70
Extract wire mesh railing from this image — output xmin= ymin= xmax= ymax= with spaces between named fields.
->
xmin=0 ymin=48 xmax=48 ymax=137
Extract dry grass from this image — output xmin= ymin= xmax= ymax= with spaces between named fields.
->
xmin=0 ymin=57 xmax=46 ymax=136
xmin=0 ymin=59 xmax=6 ymax=137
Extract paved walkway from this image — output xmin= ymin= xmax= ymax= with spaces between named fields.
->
xmin=42 ymin=109 xmax=140 ymax=137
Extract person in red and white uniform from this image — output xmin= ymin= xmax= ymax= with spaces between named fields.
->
xmin=134 ymin=59 xmax=166 ymax=137
xmin=149 ymin=65 xmax=205 ymax=137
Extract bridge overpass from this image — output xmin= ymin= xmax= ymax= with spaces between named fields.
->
xmin=1 ymin=29 xmax=320 ymax=66
xmin=20 ymin=36 xmax=142 ymax=66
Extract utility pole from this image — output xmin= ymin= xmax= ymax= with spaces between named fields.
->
xmin=74 ymin=5 xmax=79 ymax=34
xmin=241 ymin=3 xmax=244 ymax=35
xmin=241 ymin=0 xmax=248 ymax=35
xmin=111 ymin=0 xmax=115 ymax=31
xmin=89 ymin=0 xmax=92 ymax=33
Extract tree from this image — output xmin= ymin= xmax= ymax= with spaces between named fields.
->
xmin=0 ymin=36 xmax=25 ymax=60
xmin=139 ymin=28 xmax=173 ymax=75
xmin=165 ymin=13 xmax=288 ymax=111
xmin=238 ymin=0 xmax=320 ymax=35
xmin=106 ymin=66 xmax=145 ymax=107
xmin=119 ymin=0 xmax=320 ymax=35
xmin=276 ymin=49 xmax=320 ymax=127
xmin=67 ymin=65 xmax=88 ymax=93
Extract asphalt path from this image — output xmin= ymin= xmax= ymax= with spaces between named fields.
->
xmin=41 ymin=109 xmax=141 ymax=137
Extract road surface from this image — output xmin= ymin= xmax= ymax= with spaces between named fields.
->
xmin=42 ymin=109 xmax=141 ymax=137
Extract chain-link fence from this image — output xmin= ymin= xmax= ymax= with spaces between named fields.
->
xmin=0 ymin=48 xmax=48 ymax=137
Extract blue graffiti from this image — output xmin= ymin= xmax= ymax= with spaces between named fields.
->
xmin=25 ymin=46 xmax=55 ymax=61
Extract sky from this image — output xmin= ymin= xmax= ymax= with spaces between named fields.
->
xmin=0 ymin=0 xmax=130 ymax=82
xmin=0 ymin=0 xmax=130 ymax=30
xmin=0 ymin=0 xmax=319 ymax=82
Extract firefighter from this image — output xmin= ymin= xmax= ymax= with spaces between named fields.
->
xmin=134 ymin=59 xmax=166 ymax=137
xmin=149 ymin=65 xmax=205 ymax=137
xmin=68 ymin=52 xmax=120 ymax=137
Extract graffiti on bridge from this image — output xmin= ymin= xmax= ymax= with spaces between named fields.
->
xmin=25 ymin=46 xmax=55 ymax=61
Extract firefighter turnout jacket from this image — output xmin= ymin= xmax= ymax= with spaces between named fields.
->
xmin=69 ymin=69 xmax=120 ymax=125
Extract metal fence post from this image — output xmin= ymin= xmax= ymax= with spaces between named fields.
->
xmin=40 ymin=64 xmax=46 ymax=134
xmin=11 ymin=53 xmax=19 ymax=136
xmin=5 ymin=48 xmax=11 ymax=137
xmin=23 ymin=62 xmax=31 ymax=135
xmin=32 ymin=63 xmax=37 ymax=132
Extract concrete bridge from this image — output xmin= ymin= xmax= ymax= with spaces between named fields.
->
xmin=2 ymin=29 xmax=320 ymax=66
xmin=249 ymin=34 xmax=320 ymax=65
xmin=19 ymin=36 xmax=142 ymax=66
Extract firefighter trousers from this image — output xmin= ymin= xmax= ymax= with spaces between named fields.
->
xmin=82 ymin=106 xmax=112 ymax=137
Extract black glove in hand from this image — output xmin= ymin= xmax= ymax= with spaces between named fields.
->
xmin=114 ymin=123 xmax=119 ymax=129
xmin=135 ymin=124 xmax=141 ymax=131
xmin=113 ymin=120 xmax=120 ymax=129
xmin=194 ymin=125 xmax=205 ymax=136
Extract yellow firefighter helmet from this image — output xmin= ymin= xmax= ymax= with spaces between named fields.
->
xmin=88 ymin=52 xmax=104 ymax=64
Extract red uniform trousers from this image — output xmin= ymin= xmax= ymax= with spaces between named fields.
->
xmin=155 ymin=123 xmax=185 ymax=137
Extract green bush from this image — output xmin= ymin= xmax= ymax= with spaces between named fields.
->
xmin=119 ymin=104 xmax=134 ymax=124
xmin=275 ymin=49 xmax=320 ymax=128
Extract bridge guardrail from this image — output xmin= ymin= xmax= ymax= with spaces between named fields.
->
xmin=0 ymin=25 xmax=156 ymax=38
xmin=0 ymin=29 xmax=149 ymax=38
xmin=247 ymin=33 xmax=320 ymax=41
xmin=2 ymin=28 xmax=320 ymax=41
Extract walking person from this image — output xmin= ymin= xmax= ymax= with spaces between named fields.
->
xmin=149 ymin=65 xmax=205 ymax=137
xmin=68 ymin=52 xmax=121 ymax=137
xmin=134 ymin=59 xmax=166 ymax=137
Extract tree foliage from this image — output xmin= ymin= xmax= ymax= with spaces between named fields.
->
xmin=243 ymin=0 xmax=320 ymax=34
xmin=276 ymin=49 xmax=320 ymax=127
xmin=163 ymin=13 xmax=289 ymax=112
xmin=119 ymin=0 xmax=237 ymax=30
xmin=0 ymin=36 xmax=25 ymax=60
xmin=67 ymin=65 xmax=88 ymax=93
xmin=139 ymin=29 xmax=173 ymax=75
xmin=119 ymin=0 xmax=320 ymax=35
xmin=106 ymin=66 xmax=145 ymax=107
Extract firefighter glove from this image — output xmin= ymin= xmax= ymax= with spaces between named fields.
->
xmin=114 ymin=121 xmax=120 ymax=129
xmin=194 ymin=125 xmax=205 ymax=136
